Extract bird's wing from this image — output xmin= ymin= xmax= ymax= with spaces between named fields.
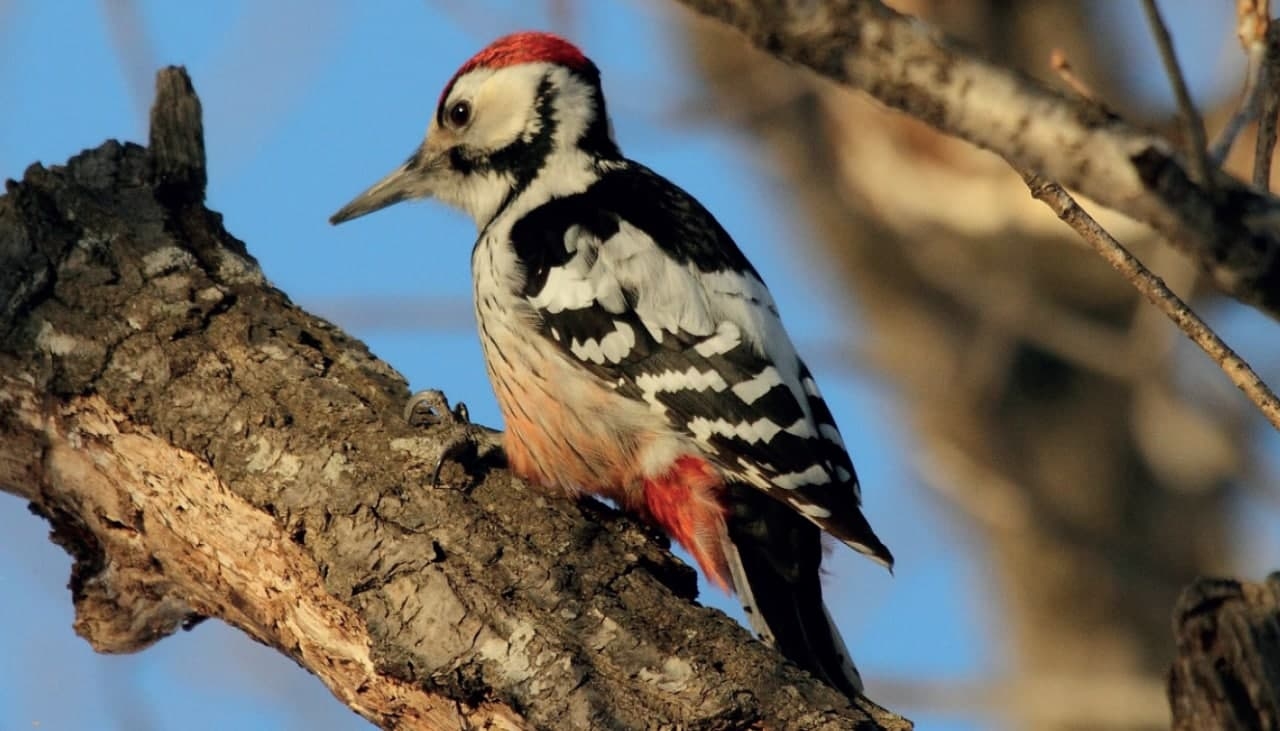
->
xmin=510 ymin=162 xmax=890 ymax=564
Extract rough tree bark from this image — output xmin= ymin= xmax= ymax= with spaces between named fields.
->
xmin=0 ymin=68 xmax=910 ymax=730
xmin=3 ymin=21 xmax=1279 ymax=731
xmin=1170 ymin=575 xmax=1280 ymax=731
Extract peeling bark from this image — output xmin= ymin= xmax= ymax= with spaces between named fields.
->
xmin=4 ymin=389 xmax=524 ymax=730
xmin=0 ymin=68 xmax=912 ymax=730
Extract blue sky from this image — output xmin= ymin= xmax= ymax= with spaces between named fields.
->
xmin=0 ymin=2 xmax=1261 ymax=730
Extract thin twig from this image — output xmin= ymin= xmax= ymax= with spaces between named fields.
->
xmin=1049 ymin=49 xmax=1096 ymax=101
xmin=1211 ymin=50 xmax=1266 ymax=165
xmin=673 ymin=0 xmax=1280 ymax=319
xmin=1021 ymin=172 xmax=1280 ymax=433
xmin=1214 ymin=0 xmax=1271 ymax=164
xmin=1255 ymin=24 xmax=1280 ymax=188
xmin=1141 ymin=0 xmax=1214 ymax=189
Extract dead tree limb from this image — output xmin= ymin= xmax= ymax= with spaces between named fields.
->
xmin=0 ymin=68 xmax=910 ymax=730
xmin=671 ymin=0 xmax=1280 ymax=321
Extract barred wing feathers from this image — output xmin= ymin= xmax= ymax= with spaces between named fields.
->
xmin=509 ymin=162 xmax=891 ymax=566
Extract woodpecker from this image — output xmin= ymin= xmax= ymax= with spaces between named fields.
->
xmin=330 ymin=31 xmax=892 ymax=696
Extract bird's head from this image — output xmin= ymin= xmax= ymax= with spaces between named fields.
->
xmin=330 ymin=31 xmax=618 ymax=229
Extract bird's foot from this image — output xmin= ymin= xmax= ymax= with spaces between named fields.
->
xmin=404 ymin=389 xmax=505 ymax=486
xmin=404 ymin=388 xmax=470 ymax=427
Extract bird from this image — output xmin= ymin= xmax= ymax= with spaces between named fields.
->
xmin=330 ymin=30 xmax=892 ymax=697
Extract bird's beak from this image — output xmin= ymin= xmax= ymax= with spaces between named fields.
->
xmin=329 ymin=145 xmax=441 ymax=225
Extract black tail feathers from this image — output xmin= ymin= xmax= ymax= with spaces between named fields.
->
xmin=722 ymin=483 xmax=864 ymax=697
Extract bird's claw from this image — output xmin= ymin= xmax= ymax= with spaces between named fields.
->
xmin=430 ymin=426 xmax=505 ymax=487
xmin=405 ymin=388 xmax=471 ymax=428
xmin=404 ymin=389 xmax=505 ymax=487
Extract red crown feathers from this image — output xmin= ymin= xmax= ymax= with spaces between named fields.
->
xmin=439 ymin=32 xmax=591 ymax=108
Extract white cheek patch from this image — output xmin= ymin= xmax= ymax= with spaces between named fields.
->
xmin=448 ymin=64 xmax=552 ymax=154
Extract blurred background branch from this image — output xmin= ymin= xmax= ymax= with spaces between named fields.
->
xmin=673 ymin=0 xmax=1280 ymax=322
xmin=1020 ymin=172 xmax=1280 ymax=431
xmin=677 ymin=1 xmax=1277 ymax=729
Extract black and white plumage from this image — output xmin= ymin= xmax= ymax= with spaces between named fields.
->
xmin=509 ymin=161 xmax=888 ymax=556
xmin=330 ymin=31 xmax=892 ymax=698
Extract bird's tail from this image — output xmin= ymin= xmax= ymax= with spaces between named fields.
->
xmin=721 ymin=483 xmax=864 ymax=697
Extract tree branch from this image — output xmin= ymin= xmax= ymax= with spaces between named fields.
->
xmin=1209 ymin=0 xmax=1270 ymax=167
xmin=0 ymin=67 xmax=910 ymax=730
xmin=670 ymin=0 xmax=1280 ymax=320
xmin=1020 ymin=172 xmax=1280 ymax=432
xmin=1 ymin=387 xmax=524 ymax=730
xmin=1255 ymin=23 xmax=1280 ymax=189
xmin=1169 ymin=575 xmax=1280 ymax=730
xmin=1140 ymin=0 xmax=1212 ymax=188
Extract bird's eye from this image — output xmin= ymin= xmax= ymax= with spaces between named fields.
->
xmin=448 ymin=100 xmax=472 ymax=128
